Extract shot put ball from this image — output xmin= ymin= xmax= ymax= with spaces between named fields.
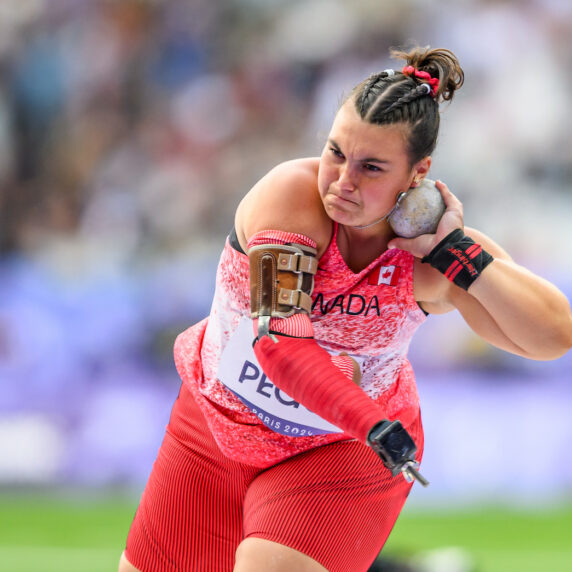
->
xmin=388 ymin=179 xmax=445 ymax=238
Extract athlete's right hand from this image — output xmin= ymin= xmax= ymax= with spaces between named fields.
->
xmin=388 ymin=180 xmax=464 ymax=259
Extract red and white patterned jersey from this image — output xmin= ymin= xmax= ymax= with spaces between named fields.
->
xmin=174 ymin=224 xmax=427 ymax=468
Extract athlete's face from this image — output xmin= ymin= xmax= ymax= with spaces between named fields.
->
xmin=318 ymin=100 xmax=430 ymax=228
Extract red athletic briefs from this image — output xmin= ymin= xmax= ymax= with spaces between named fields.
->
xmin=124 ymin=381 xmax=424 ymax=572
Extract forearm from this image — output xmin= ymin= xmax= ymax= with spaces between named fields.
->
xmin=254 ymin=328 xmax=426 ymax=485
xmin=418 ymin=225 xmax=572 ymax=360
xmin=254 ymin=333 xmax=384 ymax=442
xmin=246 ymin=229 xmax=426 ymax=484
xmin=247 ymin=230 xmax=387 ymax=440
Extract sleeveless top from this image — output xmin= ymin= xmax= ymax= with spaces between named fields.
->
xmin=173 ymin=223 xmax=427 ymax=468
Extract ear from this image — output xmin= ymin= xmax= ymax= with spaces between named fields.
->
xmin=411 ymin=156 xmax=432 ymax=186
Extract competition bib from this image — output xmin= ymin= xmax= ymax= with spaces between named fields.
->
xmin=217 ymin=318 xmax=344 ymax=437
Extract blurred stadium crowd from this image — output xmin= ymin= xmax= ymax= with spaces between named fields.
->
xmin=1 ymin=0 xmax=571 ymax=499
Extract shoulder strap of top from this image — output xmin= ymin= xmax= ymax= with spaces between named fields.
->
xmin=229 ymin=225 xmax=246 ymax=254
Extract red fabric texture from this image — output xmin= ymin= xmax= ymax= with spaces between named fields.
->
xmin=124 ymin=382 xmax=423 ymax=572
xmin=329 ymin=353 xmax=356 ymax=380
xmin=268 ymin=313 xmax=314 ymax=337
xmin=246 ymin=230 xmax=317 ymax=249
xmin=248 ymin=229 xmax=385 ymax=442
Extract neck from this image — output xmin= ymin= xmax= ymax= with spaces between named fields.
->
xmin=352 ymin=213 xmax=389 ymax=230
xmin=337 ymin=223 xmax=395 ymax=272
xmin=339 ymin=219 xmax=394 ymax=245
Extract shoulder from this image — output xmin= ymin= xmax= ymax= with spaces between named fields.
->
xmin=257 ymin=158 xmax=321 ymax=201
xmin=235 ymin=158 xmax=332 ymax=254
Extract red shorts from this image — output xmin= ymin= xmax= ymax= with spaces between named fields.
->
xmin=125 ymin=382 xmax=424 ymax=572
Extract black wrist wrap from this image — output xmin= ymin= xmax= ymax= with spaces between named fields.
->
xmin=422 ymin=229 xmax=494 ymax=290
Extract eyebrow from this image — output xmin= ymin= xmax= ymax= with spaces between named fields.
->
xmin=328 ymin=139 xmax=390 ymax=164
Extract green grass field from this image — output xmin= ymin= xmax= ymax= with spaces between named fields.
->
xmin=383 ymin=503 xmax=572 ymax=571
xmin=1 ymin=491 xmax=571 ymax=571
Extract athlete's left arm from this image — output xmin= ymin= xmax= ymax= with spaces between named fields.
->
xmin=447 ymin=228 xmax=572 ymax=361
xmin=391 ymin=180 xmax=572 ymax=361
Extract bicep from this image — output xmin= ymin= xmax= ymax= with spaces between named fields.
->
xmin=448 ymin=285 xmax=529 ymax=356
xmin=419 ymin=272 xmax=529 ymax=355
xmin=448 ymin=227 xmax=533 ymax=354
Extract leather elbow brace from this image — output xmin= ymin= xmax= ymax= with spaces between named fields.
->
xmin=249 ymin=242 xmax=318 ymax=339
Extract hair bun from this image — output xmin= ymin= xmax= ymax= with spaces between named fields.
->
xmin=390 ymin=46 xmax=464 ymax=102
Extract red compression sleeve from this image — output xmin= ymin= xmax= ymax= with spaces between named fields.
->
xmin=254 ymin=335 xmax=385 ymax=443
xmin=248 ymin=230 xmax=385 ymax=442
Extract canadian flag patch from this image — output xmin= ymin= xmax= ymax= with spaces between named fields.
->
xmin=368 ymin=265 xmax=401 ymax=286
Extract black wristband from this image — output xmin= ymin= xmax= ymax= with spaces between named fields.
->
xmin=422 ymin=229 xmax=494 ymax=290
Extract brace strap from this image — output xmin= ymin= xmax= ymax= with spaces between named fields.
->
xmin=249 ymin=242 xmax=318 ymax=338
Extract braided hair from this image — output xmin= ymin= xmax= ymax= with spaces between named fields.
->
xmin=351 ymin=46 xmax=464 ymax=165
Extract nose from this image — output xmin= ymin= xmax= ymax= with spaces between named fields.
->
xmin=337 ymin=163 xmax=357 ymax=192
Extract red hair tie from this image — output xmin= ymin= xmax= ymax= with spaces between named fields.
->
xmin=402 ymin=65 xmax=439 ymax=97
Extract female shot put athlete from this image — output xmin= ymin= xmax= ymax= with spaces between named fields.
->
xmin=119 ymin=46 xmax=572 ymax=572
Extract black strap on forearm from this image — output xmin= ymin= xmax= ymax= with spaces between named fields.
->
xmin=422 ymin=229 xmax=494 ymax=290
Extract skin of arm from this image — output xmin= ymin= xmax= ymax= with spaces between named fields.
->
xmin=237 ymin=162 xmax=572 ymax=362
xmin=235 ymin=158 xmax=332 ymax=255
xmin=395 ymin=181 xmax=572 ymax=361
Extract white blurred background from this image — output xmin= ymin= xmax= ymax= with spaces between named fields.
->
xmin=0 ymin=0 xmax=571 ymax=509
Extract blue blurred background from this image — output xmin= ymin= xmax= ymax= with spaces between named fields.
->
xmin=1 ymin=0 xmax=571 ymax=512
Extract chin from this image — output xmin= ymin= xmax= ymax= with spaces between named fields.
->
xmin=327 ymin=209 xmax=358 ymax=227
